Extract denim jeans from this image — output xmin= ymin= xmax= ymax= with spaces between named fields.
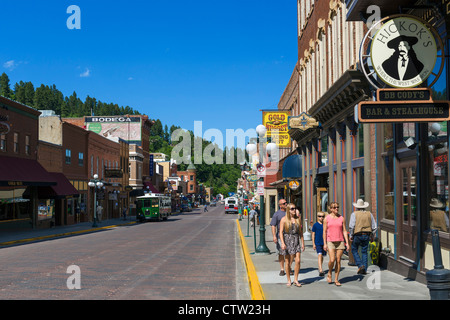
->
xmin=351 ymin=234 xmax=370 ymax=270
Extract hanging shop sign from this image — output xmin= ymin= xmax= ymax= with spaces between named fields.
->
xmin=288 ymin=180 xmax=300 ymax=190
xmin=358 ymin=100 xmax=450 ymax=123
xmin=288 ymin=112 xmax=320 ymax=132
xmin=262 ymin=110 xmax=291 ymax=147
xmin=377 ymin=88 xmax=432 ymax=101
xmin=360 ymin=14 xmax=445 ymax=90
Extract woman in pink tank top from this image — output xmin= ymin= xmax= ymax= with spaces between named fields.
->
xmin=323 ymin=202 xmax=349 ymax=286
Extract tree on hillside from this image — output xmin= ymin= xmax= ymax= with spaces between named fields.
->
xmin=0 ymin=73 xmax=13 ymax=99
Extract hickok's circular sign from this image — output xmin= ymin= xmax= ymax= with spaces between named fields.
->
xmin=371 ymin=16 xmax=437 ymax=88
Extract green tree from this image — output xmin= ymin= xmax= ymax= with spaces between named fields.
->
xmin=0 ymin=73 xmax=13 ymax=99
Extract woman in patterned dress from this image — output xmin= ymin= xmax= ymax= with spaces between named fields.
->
xmin=279 ymin=203 xmax=305 ymax=287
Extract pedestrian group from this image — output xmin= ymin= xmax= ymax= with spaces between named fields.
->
xmin=270 ymin=198 xmax=377 ymax=287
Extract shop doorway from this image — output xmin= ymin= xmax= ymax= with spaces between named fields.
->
xmin=397 ymin=159 xmax=418 ymax=262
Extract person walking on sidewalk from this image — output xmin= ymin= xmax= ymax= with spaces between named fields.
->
xmin=312 ymin=212 xmax=327 ymax=277
xmin=323 ymin=202 xmax=349 ymax=286
xmin=249 ymin=207 xmax=257 ymax=227
xmin=349 ymin=199 xmax=377 ymax=275
xmin=279 ymin=204 xmax=305 ymax=287
xmin=270 ymin=199 xmax=288 ymax=276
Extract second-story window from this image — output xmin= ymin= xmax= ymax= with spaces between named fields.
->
xmin=25 ymin=135 xmax=30 ymax=155
xmin=78 ymin=152 xmax=84 ymax=166
xmin=1 ymin=134 xmax=6 ymax=152
xmin=14 ymin=133 xmax=19 ymax=153
xmin=65 ymin=149 xmax=71 ymax=164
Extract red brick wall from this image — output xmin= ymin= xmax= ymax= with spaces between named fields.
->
xmin=0 ymin=96 xmax=40 ymax=160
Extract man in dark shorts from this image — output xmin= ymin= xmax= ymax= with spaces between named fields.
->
xmin=270 ymin=199 xmax=288 ymax=276
xmin=312 ymin=212 xmax=327 ymax=276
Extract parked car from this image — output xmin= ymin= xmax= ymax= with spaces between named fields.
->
xmin=181 ymin=203 xmax=192 ymax=212
xmin=210 ymin=201 xmax=217 ymax=207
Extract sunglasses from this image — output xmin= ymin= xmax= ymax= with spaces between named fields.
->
xmin=290 ymin=208 xmax=296 ymax=211
xmin=318 ymin=215 xmax=325 ymax=218
xmin=280 ymin=202 xmax=287 ymax=205
xmin=331 ymin=206 xmax=339 ymax=209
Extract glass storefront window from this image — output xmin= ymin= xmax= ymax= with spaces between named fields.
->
xmin=0 ymin=188 xmax=30 ymax=221
xmin=427 ymin=121 xmax=449 ymax=233
xmin=380 ymin=123 xmax=395 ymax=221
xmin=402 ymin=123 xmax=415 ymax=142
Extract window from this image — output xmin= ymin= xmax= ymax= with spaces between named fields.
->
xmin=14 ymin=133 xmax=19 ymax=153
xmin=353 ymin=125 xmax=364 ymax=158
xmin=190 ymin=184 xmax=193 ymax=191
xmin=78 ymin=152 xmax=84 ymax=166
xmin=190 ymin=175 xmax=194 ymax=181
xmin=65 ymin=149 xmax=71 ymax=164
xmin=25 ymin=135 xmax=30 ymax=155
xmin=379 ymin=124 xmax=395 ymax=221
xmin=427 ymin=121 xmax=449 ymax=234
xmin=1 ymin=134 xmax=6 ymax=152
xmin=320 ymin=135 xmax=328 ymax=166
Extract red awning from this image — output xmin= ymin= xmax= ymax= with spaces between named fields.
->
xmin=143 ymin=181 xmax=159 ymax=193
xmin=0 ymin=156 xmax=57 ymax=187
xmin=36 ymin=172 xmax=80 ymax=199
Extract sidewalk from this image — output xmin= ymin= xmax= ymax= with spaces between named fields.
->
xmin=0 ymin=216 xmax=139 ymax=247
xmin=236 ymin=217 xmax=431 ymax=300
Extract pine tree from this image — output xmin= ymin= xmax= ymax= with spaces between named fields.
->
xmin=0 ymin=73 xmax=13 ymax=99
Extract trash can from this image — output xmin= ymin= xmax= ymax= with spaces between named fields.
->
xmin=426 ymin=230 xmax=450 ymax=300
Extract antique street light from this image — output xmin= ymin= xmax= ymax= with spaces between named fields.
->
xmin=246 ymin=124 xmax=271 ymax=254
xmin=88 ymin=174 xmax=104 ymax=228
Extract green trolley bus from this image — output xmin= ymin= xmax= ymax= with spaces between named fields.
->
xmin=136 ymin=193 xmax=172 ymax=222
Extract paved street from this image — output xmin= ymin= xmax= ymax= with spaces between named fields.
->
xmin=0 ymin=206 xmax=251 ymax=300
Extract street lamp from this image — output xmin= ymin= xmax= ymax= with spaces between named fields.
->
xmin=246 ymin=124 xmax=271 ymax=254
xmin=88 ymin=174 xmax=104 ymax=228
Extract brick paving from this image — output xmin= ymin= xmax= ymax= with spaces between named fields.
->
xmin=0 ymin=208 xmax=250 ymax=300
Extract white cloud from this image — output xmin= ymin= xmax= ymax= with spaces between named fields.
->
xmin=80 ymin=68 xmax=91 ymax=77
xmin=3 ymin=60 xmax=18 ymax=71
xmin=128 ymin=77 xmax=134 ymax=81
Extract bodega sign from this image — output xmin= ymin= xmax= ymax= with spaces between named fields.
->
xmin=371 ymin=16 xmax=437 ymax=88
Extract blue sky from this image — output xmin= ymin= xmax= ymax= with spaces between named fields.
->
xmin=0 ymin=0 xmax=298 ymax=147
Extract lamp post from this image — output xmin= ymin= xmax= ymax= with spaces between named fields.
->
xmin=245 ymin=124 xmax=271 ymax=254
xmin=88 ymin=174 xmax=104 ymax=228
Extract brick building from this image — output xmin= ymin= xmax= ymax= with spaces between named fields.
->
xmin=271 ymin=0 xmax=450 ymax=281
xmin=0 ymin=97 xmax=58 ymax=229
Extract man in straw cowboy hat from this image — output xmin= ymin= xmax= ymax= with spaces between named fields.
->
xmin=429 ymin=198 xmax=449 ymax=232
xmin=349 ymin=199 xmax=377 ymax=275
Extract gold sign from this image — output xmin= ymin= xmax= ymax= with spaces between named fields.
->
xmin=262 ymin=111 xmax=291 ymax=148
xmin=289 ymin=180 xmax=300 ymax=190
xmin=289 ymin=113 xmax=320 ymax=131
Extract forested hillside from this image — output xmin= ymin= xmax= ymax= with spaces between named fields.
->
xmin=1 ymin=72 xmax=241 ymax=196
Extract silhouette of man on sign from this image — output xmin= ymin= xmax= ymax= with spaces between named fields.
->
xmin=381 ymin=35 xmax=424 ymax=81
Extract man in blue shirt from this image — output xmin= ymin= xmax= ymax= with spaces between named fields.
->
xmin=312 ymin=212 xmax=327 ymax=276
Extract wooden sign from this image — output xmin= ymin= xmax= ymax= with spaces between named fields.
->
xmin=358 ymin=100 xmax=450 ymax=123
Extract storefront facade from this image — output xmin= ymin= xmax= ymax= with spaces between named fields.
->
xmin=280 ymin=0 xmax=450 ymax=282
xmin=0 ymin=97 xmax=57 ymax=229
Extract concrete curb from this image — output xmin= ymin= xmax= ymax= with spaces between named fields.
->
xmin=236 ymin=219 xmax=265 ymax=300
xmin=0 ymin=221 xmax=137 ymax=247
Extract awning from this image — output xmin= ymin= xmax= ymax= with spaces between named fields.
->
xmin=282 ymin=154 xmax=303 ymax=180
xmin=143 ymin=181 xmax=159 ymax=193
xmin=0 ymin=156 xmax=57 ymax=187
xmin=37 ymin=172 xmax=79 ymax=199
